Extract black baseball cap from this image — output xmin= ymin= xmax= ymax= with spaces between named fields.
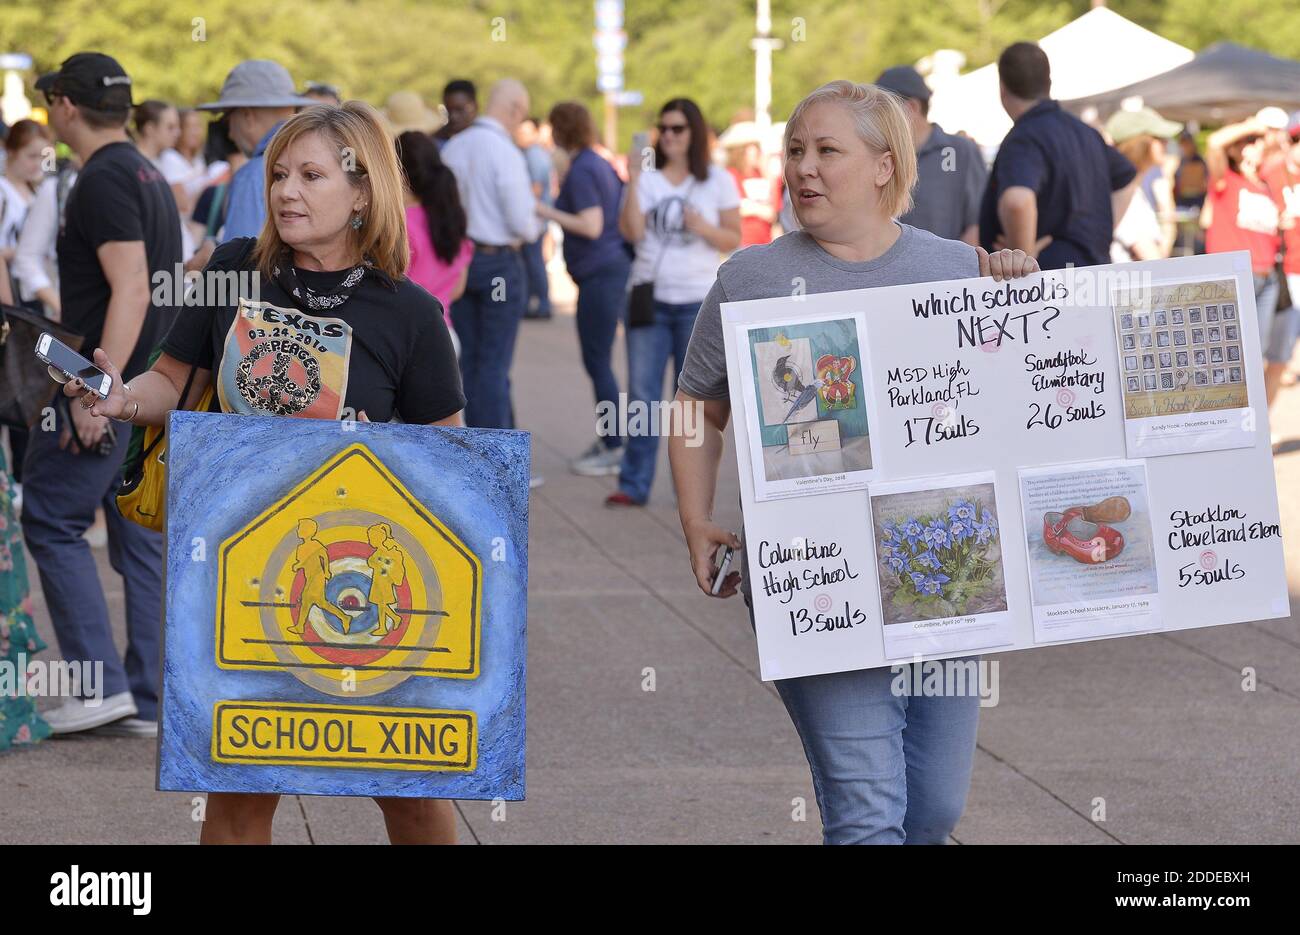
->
xmin=875 ymin=65 xmax=931 ymax=103
xmin=35 ymin=52 xmax=133 ymax=110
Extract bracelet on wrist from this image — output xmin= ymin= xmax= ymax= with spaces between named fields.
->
xmin=115 ymin=384 xmax=140 ymax=424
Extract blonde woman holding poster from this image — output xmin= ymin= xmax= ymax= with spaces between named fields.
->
xmin=669 ymin=80 xmax=1038 ymax=844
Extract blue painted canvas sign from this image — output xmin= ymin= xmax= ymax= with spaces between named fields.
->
xmin=157 ymin=412 xmax=528 ymax=799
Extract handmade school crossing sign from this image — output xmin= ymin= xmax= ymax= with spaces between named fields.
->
xmin=215 ymin=443 xmax=482 ymax=694
xmin=158 ymin=413 xmax=528 ymax=799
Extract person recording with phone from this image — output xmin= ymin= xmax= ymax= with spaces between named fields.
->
xmin=59 ymin=101 xmax=465 ymax=845
xmin=612 ymin=97 xmax=741 ymax=508
xmin=23 ymin=53 xmax=182 ymax=738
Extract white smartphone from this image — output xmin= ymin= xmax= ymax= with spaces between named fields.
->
xmin=710 ymin=544 xmax=735 ymax=595
xmin=35 ymin=332 xmax=112 ymax=399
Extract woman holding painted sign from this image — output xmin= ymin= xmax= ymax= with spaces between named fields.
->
xmin=58 ymin=102 xmax=465 ymax=844
xmin=669 ymin=80 xmax=1038 ymax=844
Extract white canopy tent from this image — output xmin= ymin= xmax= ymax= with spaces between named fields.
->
xmin=924 ymin=6 xmax=1193 ymax=148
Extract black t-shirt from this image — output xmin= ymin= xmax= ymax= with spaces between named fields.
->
xmin=161 ymin=237 xmax=465 ymax=424
xmin=58 ymin=140 xmax=182 ymax=379
xmin=978 ymin=100 xmax=1136 ymax=270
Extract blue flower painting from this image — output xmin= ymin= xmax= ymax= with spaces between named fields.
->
xmin=871 ymin=482 xmax=1009 ymax=626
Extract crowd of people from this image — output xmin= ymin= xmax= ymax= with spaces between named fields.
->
xmin=0 ymin=36 xmax=1296 ymax=845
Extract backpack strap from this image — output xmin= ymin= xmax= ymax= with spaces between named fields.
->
xmin=136 ymin=360 xmax=200 ymax=464
xmin=204 ymin=183 xmax=228 ymax=241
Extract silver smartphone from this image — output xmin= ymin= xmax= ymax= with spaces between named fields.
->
xmin=35 ymin=332 xmax=112 ymax=398
xmin=710 ymin=545 xmax=735 ymax=595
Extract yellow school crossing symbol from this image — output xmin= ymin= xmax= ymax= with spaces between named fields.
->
xmin=216 ymin=443 xmax=482 ymax=697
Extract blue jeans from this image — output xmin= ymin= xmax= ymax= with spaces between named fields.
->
xmin=451 ymin=249 xmax=527 ymax=429
xmin=575 ymin=256 xmax=631 ymax=450
xmin=521 ymin=235 xmax=551 ymax=315
xmin=21 ymin=400 xmax=164 ymax=718
xmin=1269 ymin=273 xmax=1300 ymax=364
xmin=1254 ymin=271 xmax=1284 ymax=363
xmin=775 ymin=661 xmax=981 ymax=844
xmin=618 ymin=299 xmax=700 ymax=502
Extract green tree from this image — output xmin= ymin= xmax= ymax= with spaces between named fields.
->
xmin=4 ymin=0 xmax=1297 ymax=151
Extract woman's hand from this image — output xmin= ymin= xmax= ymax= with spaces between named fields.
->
xmin=62 ymin=347 xmax=130 ymax=421
xmin=184 ymin=237 xmax=216 ymax=274
xmin=60 ymin=399 xmax=108 ymax=453
xmin=535 ymin=201 xmax=557 ymax=221
xmin=683 ymin=516 xmax=742 ymax=598
xmin=976 ymin=246 xmax=1041 ymax=281
xmin=682 ymin=205 xmax=708 ymax=236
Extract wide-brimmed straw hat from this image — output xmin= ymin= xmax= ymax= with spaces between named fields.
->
xmin=718 ymin=120 xmax=764 ymax=149
xmin=383 ymin=91 xmax=444 ymax=135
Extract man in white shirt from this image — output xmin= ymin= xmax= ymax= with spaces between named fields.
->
xmin=441 ymin=78 xmax=540 ymax=429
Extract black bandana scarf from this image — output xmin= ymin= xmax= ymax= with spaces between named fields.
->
xmin=272 ymin=255 xmax=370 ymax=311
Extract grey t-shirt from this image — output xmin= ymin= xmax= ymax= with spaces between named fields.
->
xmin=902 ymin=125 xmax=989 ymax=243
xmin=678 ymin=222 xmax=980 ymax=401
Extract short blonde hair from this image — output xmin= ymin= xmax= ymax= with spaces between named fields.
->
xmin=254 ymin=101 xmax=409 ymax=280
xmin=784 ymin=80 xmax=917 ymax=219
xmin=1117 ymin=134 xmax=1158 ymax=175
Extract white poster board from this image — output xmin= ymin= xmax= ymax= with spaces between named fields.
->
xmin=722 ymin=252 xmax=1288 ymax=681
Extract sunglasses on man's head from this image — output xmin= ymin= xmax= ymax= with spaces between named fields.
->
xmin=657 ymin=122 xmax=689 ymax=135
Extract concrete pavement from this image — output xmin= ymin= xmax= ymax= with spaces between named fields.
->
xmin=4 ymin=287 xmax=1300 ymax=844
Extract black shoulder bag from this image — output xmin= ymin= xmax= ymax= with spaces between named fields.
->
xmin=628 ymin=178 xmax=697 ymax=328
xmin=0 ymin=304 xmax=86 ymax=429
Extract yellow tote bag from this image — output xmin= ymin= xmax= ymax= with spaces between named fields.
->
xmin=116 ymin=377 xmax=214 ymax=533
xmin=118 ymin=237 xmax=253 ymax=530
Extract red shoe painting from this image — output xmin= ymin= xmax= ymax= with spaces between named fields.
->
xmin=1042 ymin=497 xmax=1131 ymax=564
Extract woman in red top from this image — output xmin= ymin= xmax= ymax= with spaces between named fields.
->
xmin=721 ymin=122 xmax=778 ymax=248
xmin=1261 ymin=121 xmax=1300 ymax=408
xmin=1205 ymin=119 xmax=1282 ymax=408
